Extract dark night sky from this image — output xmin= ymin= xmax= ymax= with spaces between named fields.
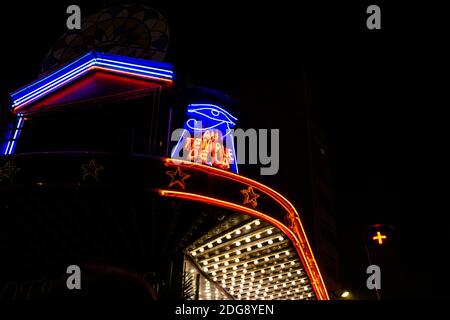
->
xmin=1 ymin=1 xmax=447 ymax=298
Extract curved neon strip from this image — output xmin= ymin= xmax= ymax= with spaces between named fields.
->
xmin=188 ymin=104 xmax=238 ymax=121
xmin=186 ymin=112 xmax=235 ymax=127
xmin=158 ymin=189 xmax=328 ymax=300
xmin=163 ymin=158 xmax=329 ymax=300
xmin=187 ymin=109 xmax=236 ymax=126
xmin=186 ymin=118 xmax=232 ymax=137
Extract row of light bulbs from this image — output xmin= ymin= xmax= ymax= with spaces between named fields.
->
xmin=214 ymin=261 xmax=301 ymax=283
xmin=224 ymin=275 xmax=310 ymax=294
xmin=190 ymin=258 xmax=312 ymax=300
xmin=201 ymin=247 xmax=291 ymax=273
xmin=188 ymin=218 xmax=315 ymax=300
xmin=191 ymin=219 xmax=267 ymax=255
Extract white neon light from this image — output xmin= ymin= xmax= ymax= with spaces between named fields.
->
xmin=13 ymin=60 xmax=95 ymax=106
xmin=96 ymin=58 xmax=174 ymax=75
xmin=96 ymin=61 xmax=172 ymax=79
xmin=13 ymin=57 xmax=174 ymax=109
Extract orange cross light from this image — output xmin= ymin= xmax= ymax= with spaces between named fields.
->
xmin=372 ymin=231 xmax=387 ymax=245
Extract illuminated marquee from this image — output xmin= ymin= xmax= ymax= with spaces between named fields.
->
xmin=0 ymin=153 xmax=330 ymax=300
xmin=171 ymin=104 xmax=239 ymax=173
xmin=10 ymin=50 xmax=174 ymax=112
xmin=3 ymin=51 xmax=174 ymax=155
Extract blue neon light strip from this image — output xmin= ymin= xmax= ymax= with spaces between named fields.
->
xmin=10 ymin=51 xmax=174 ymax=110
xmin=3 ymin=114 xmax=24 ymax=155
xmin=171 ymin=103 xmax=239 ymax=174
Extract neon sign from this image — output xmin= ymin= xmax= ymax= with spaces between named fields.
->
xmin=372 ymin=231 xmax=387 ymax=245
xmin=10 ymin=50 xmax=174 ymax=111
xmin=171 ymin=104 xmax=238 ymax=173
xmin=3 ymin=51 xmax=174 ymax=155
xmin=2 ymin=114 xmax=24 ymax=155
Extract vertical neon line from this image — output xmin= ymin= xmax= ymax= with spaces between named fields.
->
xmin=5 ymin=115 xmax=24 ymax=155
xmin=171 ymin=129 xmax=188 ymax=158
xmin=166 ymin=107 xmax=173 ymax=156
xmin=229 ymin=133 xmax=239 ymax=174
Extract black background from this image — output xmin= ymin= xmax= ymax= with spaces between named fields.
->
xmin=0 ymin=1 xmax=447 ymax=299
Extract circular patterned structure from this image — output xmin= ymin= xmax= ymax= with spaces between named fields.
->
xmin=42 ymin=4 xmax=169 ymax=73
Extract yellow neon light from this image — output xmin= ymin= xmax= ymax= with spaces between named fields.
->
xmin=372 ymin=231 xmax=387 ymax=245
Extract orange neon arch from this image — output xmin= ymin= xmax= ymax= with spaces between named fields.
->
xmin=162 ymin=158 xmax=330 ymax=300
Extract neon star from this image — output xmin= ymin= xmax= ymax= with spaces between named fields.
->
xmin=81 ymin=159 xmax=104 ymax=181
xmin=0 ymin=161 xmax=21 ymax=182
xmin=166 ymin=167 xmax=190 ymax=190
xmin=241 ymin=186 xmax=260 ymax=208
xmin=372 ymin=231 xmax=387 ymax=245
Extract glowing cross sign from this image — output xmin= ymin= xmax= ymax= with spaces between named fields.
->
xmin=172 ymin=103 xmax=238 ymax=173
xmin=372 ymin=231 xmax=387 ymax=245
